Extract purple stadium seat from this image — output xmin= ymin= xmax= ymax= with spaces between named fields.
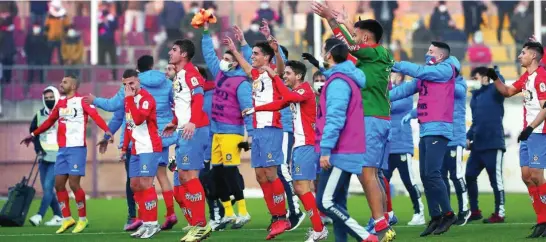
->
xmin=99 ymin=83 xmax=121 ymax=98
xmin=145 ymin=15 xmax=159 ymax=32
xmin=126 ymin=32 xmax=145 ymax=46
xmin=28 ymin=84 xmax=49 ymax=99
xmin=14 ymin=30 xmax=25 ymax=48
xmin=117 ymin=49 xmax=128 ymax=65
xmin=220 ymin=16 xmax=230 ymax=32
xmin=94 ymin=67 xmax=114 ymax=82
xmin=46 ymin=69 xmax=65 ymax=82
xmin=3 ymin=84 xmax=25 ymax=101
xmin=73 ymin=16 xmax=90 ymax=30
xmin=78 ymin=82 xmax=95 ymax=95
xmin=82 ymin=31 xmax=91 ymax=46
xmin=12 ymin=69 xmax=28 ymax=82
xmin=134 ymin=49 xmax=152 ymax=59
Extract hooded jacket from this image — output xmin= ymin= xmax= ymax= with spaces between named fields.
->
xmin=389 ymin=85 xmax=414 ymax=155
xmin=30 ymin=86 xmax=61 ymax=162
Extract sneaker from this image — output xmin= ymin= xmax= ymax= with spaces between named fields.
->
xmin=288 ymin=212 xmax=306 ymax=231
xmin=266 ymin=216 xmax=278 ymax=232
xmin=388 ymin=214 xmax=398 ymax=226
xmin=55 ymin=218 xmax=76 ymax=234
xmin=420 ymin=216 xmax=441 ymax=237
xmin=407 ymin=213 xmax=425 ymax=226
xmin=432 ymin=213 xmax=457 ymax=235
xmin=184 ymin=224 xmax=212 ymax=242
xmin=304 ymin=227 xmax=328 ymax=242
xmin=365 ymin=218 xmax=375 ymax=234
xmin=374 ymin=220 xmax=395 ymax=242
xmin=71 ymin=219 xmax=89 ymax=233
xmin=140 ymin=223 xmax=161 ymax=239
xmin=232 ymin=214 xmax=251 ymax=229
xmin=130 ymin=224 xmax=147 ymax=238
xmin=321 ymin=216 xmax=333 ymax=225
xmin=469 ymin=210 xmax=483 ymax=222
xmin=219 ymin=215 xmax=237 ymax=228
xmin=180 ymin=226 xmax=198 ymax=242
xmin=161 ymin=214 xmax=178 ymax=230
xmin=454 ymin=210 xmax=471 ymax=226
xmin=362 ymin=234 xmax=379 ymax=242
xmin=29 ymin=214 xmax=42 ymax=226
xmin=182 ymin=224 xmax=194 ymax=232
xmin=266 ymin=218 xmax=291 ymax=240
xmin=483 ymin=213 xmax=504 ymax=224
xmin=527 ymin=223 xmax=546 ymax=238
xmin=125 ymin=218 xmax=143 ymax=231
xmin=44 ymin=215 xmax=63 ymax=226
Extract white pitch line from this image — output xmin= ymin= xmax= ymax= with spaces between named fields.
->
xmin=0 ymin=223 xmax=536 ymax=237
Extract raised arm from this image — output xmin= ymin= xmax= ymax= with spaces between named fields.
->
xmin=223 ymin=37 xmax=253 ymax=77
xmin=389 ymin=79 xmax=419 ymax=102
xmin=486 ymin=68 xmax=521 ymax=97
xmin=202 ymin=24 xmax=221 ymax=78
xmin=125 ymin=95 xmax=153 ymax=126
xmin=392 ymin=61 xmax=454 ymax=82
xmin=93 ymin=86 xmax=125 ymax=112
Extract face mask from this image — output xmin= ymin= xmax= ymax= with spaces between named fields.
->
xmin=425 ymin=54 xmax=437 ymax=65
xmin=438 ymin=5 xmax=447 ymax=12
xmin=191 ymin=7 xmax=199 ymax=14
xmin=250 ymin=24 xmax=260 ymax=32
xmin=67 ymin=29 xmax=76 ymax=37
xmin=33 ymin=26 xmax=41 ymax=34
xmin=389 ymin=43 xmax=398 ymax=51
xmin=45 ymin=100 xmax=56 ymax=109
xmin=260 ymin=3 xmax=269 ymax=9
xmin=314 ymin=82 xmax=325 ymax=92
xmin=473 ymin=32 xmax=483 ymax=44
xmin=517 ymin=6 xmax=527 ymax=13
xmin=219 ymin=60 xmax=233 ymax=72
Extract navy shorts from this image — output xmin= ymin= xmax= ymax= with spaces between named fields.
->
xmin=55 ymin=147 xmax=87 ymax=176
xmin=292 ymin=145 xmax=319 ymax=181
xmin=251 ymin=127 xmax=284 ymax=168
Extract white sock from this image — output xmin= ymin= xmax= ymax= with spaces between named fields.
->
xmin=144 ymin=221 xmax=158 ymax=225
xmin=79 ymin=217 xmax=86 ymax=221
xmin=388 ymin=211 xmax=394 ymax=218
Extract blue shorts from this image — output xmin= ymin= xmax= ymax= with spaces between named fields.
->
xmin=292 ymin=145 xmax=319 ymax=181
xmin=204 ymin=132 xmax=213 ymax=161
xmin=129 ymin=152 xmax=161 ymax=178
xmin=55 ymin=147 xmax=87 ymax=176
xmin=251 ymin=127 xmax=284 ymax=168
xmin=176 ymin=126 xmax=210 ymax=171
xmin=362 ymin=117 xmax=391 ymax=168
xmin=158 ymin=147 xmax=169 ymax=166
xmin=520 ymin=134 xmax=546 ymax=169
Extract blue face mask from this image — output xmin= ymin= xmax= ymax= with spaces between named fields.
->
xmin=425 ymin=54 xmax=437 ymax=65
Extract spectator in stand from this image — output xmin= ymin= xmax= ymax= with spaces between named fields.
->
xmin=371 ymin=0 xmax=398 ymax=44
xmin=25 ymin=23 xmax=49 ymax=83
xmin=44 ymin=0 xmax=70 ymax=65
xmin=304 ymin=10 xmax=325 ymax=54
xmin=390 ymin=40 xmax=408 ymax=62
xmin=254 ymin=0 xmax=279 ymax=36
xmin=493 ymin=1 xmax=518 ymax=43
xmin=0 ymin=1 xmax=17 ymax=84
xmin=61 ymin=26 xmax=83 ymax=78
xmin=181 ymin=2 xmax=219 ymax=65
xmin=98 ymin=1 xmax=118 ymax=79
xmin=510 ymin=1 xmax=534 ymax=75
xmin=462 ymin=1 xmax=487 ymax=40
xmin=122 ymin=0 xmax=146 ymax=35
xmin=442 ymin=20 xmax=467 ymax=61
xmin=160 ymin=0 xmax=185 ymax=41
xmin=466 ymin=31 xmax=492 ymax=69
xmin=244 ymin=19 xmax=267 ymax=47
xmin=30 ymin=1 xmax=48 ymax=26
xmin=181 ymin=2 xmax=200 ymax=47
xmin=429 ymin=1 xmax=452 ymax=40
xmin=410 ymin=18 xmax=433 ymax=62
xmin=277 ymin=0 xmax=285 ymax=27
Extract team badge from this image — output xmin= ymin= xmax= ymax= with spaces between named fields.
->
xmin=142 ymin=165 xmax=147 ymax=170
xmin=226 ymin=154 xmax=232 ymax=161
xmin=73 ymin=164 xmax=78 ymax=169
xmin=142 ymin=101 xmax=149 ymax=110
xmin=183 ymin=155 xmax=189 ymax=163
xmin=534 ymin=155 xmax=539 ymax=162
xmin=295 ymin=165 xmax=301 ymax=174
xmin=190 ymin=77 xmax=199 ymax=86
xmin=450 ymin=150 xmax=456 ymax=158
xmin=296 ymin=89 xmax=305 ymax=95
xmin=541 ymin=83 xmax=546 ymax=92
xmin=541 ymin=195 xmax=546 ymax=204
xmin=400 ymin=155 xmax=407 ymax=162
xmin=267 ymin=153 xmax=273 ymax=159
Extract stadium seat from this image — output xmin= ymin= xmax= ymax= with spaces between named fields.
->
xmin=73 ymin=16 xmax=90 ymax=31
xmin=28 ymin=84 xmax=49 ymax=100
xmin=14 ymin=30 xmax=25 ymax=48
xmin=94 ymin=67 xmax=114 ymax=82
xmin=3 ymin=83 xmax=25 ymax=101
xmin=134 ymin=49 xmax=152 ymax=59
xmin=46 ymin=69 xmax=65 ymax=82
xmin=82 ymin=31 xmax=91 ymax=46
xmin=145 ymin=15 xmax=159 ymax=32
xmin=117 ymin=49 xmax=128 ymax=65
xmin=126 ymin=32 xmax=145 ymax=46
xmin=99 ymin=83 xmax=121 ymax=98
xmin=491 ymin=45 xmax=509 ymax=62
xmin=78 ymin=82 xmax=95 ymax=95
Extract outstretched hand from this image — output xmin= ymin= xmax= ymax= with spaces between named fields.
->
xmin=259 ymin=19 xmax=271 ymax=37
xmin=222 ymin=36 xmax=237 ymax=52
xmin=20 ymin=135 xmax=33 ymax=147
xmin=162 ymin=122 xmax=177 ymax=137
xmin=311 ymin=1 xmax=334 ymax=19
xmin=232 ymin=25 xmax=245 ymax=43
xmin=302 ymin=53 xmax=320 ymax=69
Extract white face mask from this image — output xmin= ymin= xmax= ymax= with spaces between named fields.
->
xmin=191 ymin=7 xmax=199 ymax=14
xmin=438 ymin=5 xmax=447 ymax=12
xmin=389 ymin=43 xmax=398 ymax=51
xmin=219 ymin=60 xmax=233 ymax=72
xmin=67 ymin=29 xmax=76 ymax=37
xmin=313 ymin=82 xmax=325 ymax=91
xmin=250 ymin=24 xmax=260 ymax=32
xmin=260 ymin=3 xmax=269 ymax=9
xmin=33 ymin=27 xmax=41 ymax=35
xmin=517 ymin=6 xmax=527 ymax=13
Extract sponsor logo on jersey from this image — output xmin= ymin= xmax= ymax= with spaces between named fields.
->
xmin=190 ymin=77 xmax=199 ymax=86
xmin=144 ymin=200 xmax=157 ymax=211
xmin=540 ymin=83 xmax=546 ymax=92
xmin=273 ymin=194 xmax=284 ymax=205
xmin=226 ymin=154 xmax=232 ymax=161
xmin=185 ymin=192 xmax=203 ymax=202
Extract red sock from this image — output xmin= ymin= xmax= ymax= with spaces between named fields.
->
xmin=141 ymin=187 xmax=158 ymax=222
xmin=183 ymin=178 xmax=206 ymax=226
xmin=529 ymin=186 xmax=540 ymax=222
xmin=300 ymin=192 xmax=323 ymax=232
xmin=260 ymin=182 xmax=275 ymax=214
xmin=163 ymin=190 xmax=175 ymax=217
xmin=74 ymin=188 xmax=86 ymax=218
xmin=537 ymin=184 xmax=546 ymax=223
xmin=133 ymin=191 xmax=143 ymax=220
xmin=56 ymin=190 xmax=71 ymax=218
xmin=383 ymin=176 xmax=393 ymax=213
xmin=174 ymin=186 xmax=192 ymax=224
xmin=271 ymin=178 xmax=287 ymax=217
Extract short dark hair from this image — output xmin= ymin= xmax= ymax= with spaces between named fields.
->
xmin=43 ymin=89 xmax=54 ymax=95
xmin=173 ymin=39 xmax=195 ymax=60
xmin=523 ymin=41 xmax=544 ymax=61
xmin=190 ymin=2 xmax=200 ymax=7
xmin=285 ymin=60 xmax=307 ymax=80
xmin=470 ymin=66 xmax=489 ymax=77
xmin=123 ymin=69 xmax=139 ymax=79
xmin=312 ymin=71 xmax=324 ymax=80
xmin=325 ymin=38 xmax=349 ymax=64
xmin=354 ymin=19 xmax=383 ymax=42
xmin=280 ymin=45 xmax=288 ymax=59
xmin=137 ymin=55 xmax=154 ymax=72
xmin=431 ymin=41 xmax=451 ymax=55
xmin=254 ymin=41 xmax=275 ymax=63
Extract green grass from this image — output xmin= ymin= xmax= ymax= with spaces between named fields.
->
xmin=0 ymin=193 xmax=539 ymax=241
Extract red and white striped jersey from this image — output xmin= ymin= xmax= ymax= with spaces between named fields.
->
xmin=31 ymin=93 xmax=110 ymax=147
xmin=123 ymin=89 xmax=162 ymax=155
xmin=255 ymin=78 xmax=316 ymax=147
xmin=250 ymin=69 xmax=282 ymax=129
xmin=172 ymin=62 xmax=209 ymax=128
xmin=512 ymin=67 xmax=546 ymax=133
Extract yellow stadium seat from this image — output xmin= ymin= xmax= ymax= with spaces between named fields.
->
xmin=452 ymin=14 xmax=464 ymax=29
xmin=423 ymin=14 xmax=431 ymax=28
xmin=497 ymin=65 xmax=519 ymax=80
xmin=394 ymin=14 xmax=419 ymax=30
xmin=461 ymin=65 xmax=471 ymax=77
xmin=491 ymin=45 xmax=509 ymax=62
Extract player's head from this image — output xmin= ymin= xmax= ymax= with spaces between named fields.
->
xmin=283 ymin=60 xmax=306 ymax=89
xmin=390 ymin=72 xmax=406 ymax=86
xmin=137 ymin=55 xmax=154 ymax=73
xmin=251 ymin=41 xmax=275 ymax=68
xmin=122 ymin=69 xmax=141 ymax=93
xmin=353 ymin=19 xmax=383 ymax=44
xmin=165 ymin=64 xmax=176 ymax=80
xmin=220 ymin=50 xmax=239 ymax=72
xmin=519 ymin=42 xmax=544 ymax=68
xmin=313 ymin=71 xmax=326 ymax=92
xmin=427 ymin=41 xmax=451 ymax=64
xmin=59 ymin=74 xmax=79 ymax=95
xmin=169 ymin=39 xmax=195 ymax=65
xmin=471 ymin=66 xmax=492 ymax=85
xmin=323 ymin=38 xmax=349 ymax=65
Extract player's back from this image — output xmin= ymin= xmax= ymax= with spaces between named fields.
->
xmin=356 ymin=45 xmax=394 ymax=117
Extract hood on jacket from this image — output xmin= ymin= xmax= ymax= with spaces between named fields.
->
xmin=139 ymin=70 xmax=169 ymax=87
xmin=223 ymin=66 xmax=247 ymax=77
xmin=323 ymin=60 xmax=366 ymax=88
xmin=42 ymin=86 xmax=60 ymax=113
xmin=444 ymin=55 xmax=461 ymax=74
